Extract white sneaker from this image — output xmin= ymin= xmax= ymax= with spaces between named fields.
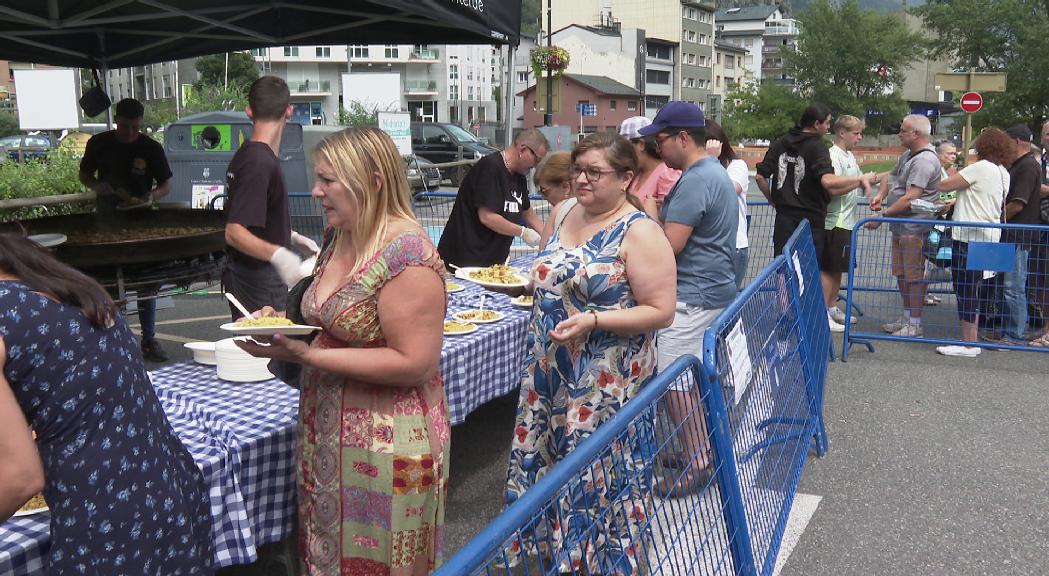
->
xmin=882 ymin=316 xmax=906 ymax=333
xmin=827 ymin=312 xmax=845 ymax=333
xmin=828 ymin=307 xmax=857 ymax=325
xmin=936 ymin=345 xmax=981 ymax=357
xmin=891 ymin=323 xmax=923 ymax=337
xmin=924 ymin=294 xmax=942 ymax=305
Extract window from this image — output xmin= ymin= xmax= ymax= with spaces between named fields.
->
xmin=646 ymin=69 xmax=670 ymax=84
xmin=315 ymin=46 xmax=330 ymax=58
xmin=468 ymin=106 xmax=474 ymax=121
xmin=163 ymin=74 xmax=172 ymax=97
xmin=647 ymin=44 xmax=671 ymax=60
xmin=532 ymin=100 xmax=537 ymax=111
xmin=716 ymin=76 xmax=721 ymax=88
xmin=467 ymin=68 xmax=474 ymax=81
xmin=683 ymin=77 xmax=695 ymax=88
xmin=627 ymin=100 xmax=637 ymax=111
xmin=284 ymin=47 xmax=299 ymax=57
xmin=609 ymin=100 xmax=617 ymax=111
xmin=449 ymin=84 xmax=459 ymax=100
xmin=685 ymin=30 xmax=697 ymax=43
xmin=449 ymin=65 xmax=459 ymax=80
xmin=517 ymin=71 xmax=529 ymax=83
xmin=725 ymin=55 xmax=735 ymax=70
xmin=717 ymin=53 xmax=722 ymax=65
xmin=687 ymin=53 xmax=696 ymax=65
xmin=251 ymin=48 xmax=268 ymax=57
xmin=700 ymin=34 xmax=708 ymax=45
xmin=351 ymin=45 xmax=369 ymax=58
xmin=468 ymin=86 xmax=474 ymax=100
xmin=384 ymin=44 xmax=399 ymax=58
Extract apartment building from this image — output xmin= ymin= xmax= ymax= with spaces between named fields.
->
xmin=714 ymin=5 xmax=798 ymax=88
xmin=105 ymin=60 xmax=200 ymax=107
xmin=551 ymin=0 xmax=716 ymax=114
xmin=711 ymin=40 xmax=748 ymax=123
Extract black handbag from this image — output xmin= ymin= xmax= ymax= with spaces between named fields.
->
xmin=268 ymin=231 xmax=331 ymax=388
xmin=78 ymin=69 xmax=111 ymax=118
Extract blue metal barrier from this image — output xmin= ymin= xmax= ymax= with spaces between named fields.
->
xmin=780 ymin=220 xmax=831 ymax=455
xmin=437 ymin=253 xmax=826 ymax=576
xmin=843 ymin=217 xmax=1049 ymax=360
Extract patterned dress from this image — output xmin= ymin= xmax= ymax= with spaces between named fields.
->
xmin=0 ymin=281 xmax=213 ymax=575
xmin=297 ymin=232 xmax=451 ymax=576
xmin=504 ymin=211 xmax=657 ymax=574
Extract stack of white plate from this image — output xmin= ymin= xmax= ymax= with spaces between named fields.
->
xmin=214 ymin=337 xmax=274 ymax=383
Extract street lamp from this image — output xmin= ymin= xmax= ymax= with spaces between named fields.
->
xmin=544 ymin=0 xmax=553 ymax=126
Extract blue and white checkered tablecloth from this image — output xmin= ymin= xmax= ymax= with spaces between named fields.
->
xmin=442 ymin=256 xmax=534 ymax=424
xmin=0 ymin=363 xmax=300 ymax=575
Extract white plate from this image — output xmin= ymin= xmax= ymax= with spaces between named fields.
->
xmin=455 ymin=266 xmax=529 ymax=289
xmin=453 ymin=310 xmax=505 ymax=324
xmin=183 ymin=341 xmax=217 ymax=365
xmin=27 ymin=233 xmax=67 ymax=248
xmin=219 ymin=322 xmax=321 ymax=336
xmin=443 ymin=321 xmax=478 ymax=336
xmin=13 ymin=504 xmax=48 ymax=517
xmin=445 ymin=281 xmax=466 ymax=294
xmin=510 ymin=296 xmax=534 ymax=308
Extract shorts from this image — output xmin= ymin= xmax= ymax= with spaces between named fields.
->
xmin=657 ymin=302 xmax=723 ymax=391
xmin=891 ymin=233 xmax=925 ymax=283
xmin=773 ymin=212 xmax=826 ymax=263
xmin=819 ymin=227 xmax=852 ymax=274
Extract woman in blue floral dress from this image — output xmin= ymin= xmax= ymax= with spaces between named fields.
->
xmin=0 ymin=234 xmax=213 ymax=575
xmin=504 ymin=133 xmax=677 ymax=574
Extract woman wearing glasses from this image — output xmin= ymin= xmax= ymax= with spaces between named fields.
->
xmin=504 ymin=132 xmax=676 ymax=573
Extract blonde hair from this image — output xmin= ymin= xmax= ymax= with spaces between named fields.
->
xmin=833 ymin=115 xmax=864 ymax=134
xmin=533 ymin=151 xmax=572 ymax=189
xmin=313 ymin=127 xmax=417 ymax=276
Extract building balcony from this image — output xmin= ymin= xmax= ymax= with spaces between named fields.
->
xmin=411 ymin=49 xmax=439 ymax=61
xmin=762 ymin=45 xmax=781 ymax=53
xmin=405 ymin=80 xmax=438 ymax=94
xmin=764 ymin=22 xmax=799 ymax=36
xmin=290 ymin=79 xmax=331 ymax=95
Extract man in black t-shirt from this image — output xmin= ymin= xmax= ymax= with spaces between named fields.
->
xmin=999 ymin=124 xmax=1043 ymax=343
xmin=79 ymin=98 xmax=173 ymax=362
xmin=437 ymin=129 xmax=549 ymax=268
xmin=223 ymin=76 xmax=318 ymax=320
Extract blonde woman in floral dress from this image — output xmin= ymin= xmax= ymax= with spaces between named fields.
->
xmin=238 ymin=128 xmax=449 ymax=575
xmin=504 ymin=133 xmax=677 ymax=574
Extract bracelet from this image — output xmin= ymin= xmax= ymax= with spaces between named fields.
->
xmin=587 ymin=310 xmax=599 ymax=330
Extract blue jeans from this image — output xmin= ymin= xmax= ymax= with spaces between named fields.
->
xmin=1002 ymin=247 xmax=1029 ymax=341
xmin=138 ymin=297 xmax=156 ymax=341
xmin=733 ymin=247 xmax=750 ymax=291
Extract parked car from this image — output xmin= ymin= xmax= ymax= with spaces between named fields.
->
xmin=410 ymin=122 xmax=499 ymax=185
xmin=0 ymin=134 xmax=52 ymax=162
xmin=405 ymin=155 xmax=442 ymax=194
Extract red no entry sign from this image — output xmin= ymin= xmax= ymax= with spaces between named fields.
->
xmin=960 ymin=91 xmax=983 ymax=113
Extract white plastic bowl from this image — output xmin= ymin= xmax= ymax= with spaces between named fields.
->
xmin=183 ymin=341 xmax=217 ymax=365
xmin=214 ymin=338 xmax=275 ymax=382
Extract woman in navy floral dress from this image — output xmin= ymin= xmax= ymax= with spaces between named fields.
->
xmin=0 ymin=234 xmax=213 ymax=575
xmin=504 ymin=133 xmax=677 ymax=574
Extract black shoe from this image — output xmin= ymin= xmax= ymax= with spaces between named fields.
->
xmin=141 ymin=339 xmax=169 ymax=362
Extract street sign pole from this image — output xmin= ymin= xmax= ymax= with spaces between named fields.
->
xmin=935 ymin=71 xmax=1006 ymax=163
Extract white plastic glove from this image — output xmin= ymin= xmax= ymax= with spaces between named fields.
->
xmin=520 ymin=226 xmax=541 ymax=247
xmin=269 ymin=246 xmax=305 ymax=287
xmin=290 ymin=231 xmax=320 ymax=255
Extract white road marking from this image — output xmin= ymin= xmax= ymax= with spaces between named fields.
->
xmin=772 ymin=492 xmax=822 ymax=576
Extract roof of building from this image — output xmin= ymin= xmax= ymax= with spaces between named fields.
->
xmin=714 ymin=39 xmax=748 ymax=53
xmin=517 ymin=74 xmax=640 ymax=97
xmin=715 ymin=5 xmax=779 ymax=22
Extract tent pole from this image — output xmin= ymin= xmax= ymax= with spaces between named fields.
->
xmin=504 ymin=44 xmax=516 ymax=148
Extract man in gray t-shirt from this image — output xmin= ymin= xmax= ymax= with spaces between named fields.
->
xmin=870 ymin=114 xmax=941 ymax=337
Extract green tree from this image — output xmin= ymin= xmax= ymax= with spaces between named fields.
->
xmin=785 ymin=0 xmax=925 ymax=133
xmin=0 ymin=112 xmax=19 ymax=138
xmin=194 ymin=52 xmax=259 ymax=90
xmin=183 ymin=84 xmax=248 ymax=115
xmin=521 ymin=0 xmax=541 ymax=40
xmin=337 ymin=101 xmax=379 ymax=127
xmin=915 ymin=0 xmax=1049 ymax=129
xmin=723 ymin=81 xmax=806 ymax=141
xmin=142 ymin=98 xmax=177 ymax=131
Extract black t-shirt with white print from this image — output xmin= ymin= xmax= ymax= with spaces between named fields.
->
xmin=437 ymin=151 xmax=530 ymax=268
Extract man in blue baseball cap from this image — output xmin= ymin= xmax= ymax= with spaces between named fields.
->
xmin=640 ymin=101 xmax=737 ymax=496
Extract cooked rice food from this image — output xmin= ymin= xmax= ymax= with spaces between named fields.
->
xmin=513 ymin=296 xmax=534 ymax=306
xmin=456 ymin=310 xmax=501 ymax=321
xmin=443 ymin=320 xmax=476 ymax=333
xmin=19 ymin=494 xmax=47 ymax=513
xmin=446 ymin=281 xmax=463 ymax=291
xmin=468 ymin=264 xmax=523 ymax=284
xmin=234 ymin=316 xmax=296 ymax=327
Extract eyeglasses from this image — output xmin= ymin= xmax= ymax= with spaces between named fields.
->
xmin=522 ymin=144 xmax=540 ymax=160
xmin=653 ymin=132 xmax=680 ymax=150
xmin=570 ymin=165 xmax=618 ymax=182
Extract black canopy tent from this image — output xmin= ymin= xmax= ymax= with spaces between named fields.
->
xmin=0 ymin=0 xmax=522 ymax=68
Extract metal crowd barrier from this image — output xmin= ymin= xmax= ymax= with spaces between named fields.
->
xmin=843 ymin=217 xmax=1049 ymax=359
xmin=436 ymin=246 xmax=827 ymax=576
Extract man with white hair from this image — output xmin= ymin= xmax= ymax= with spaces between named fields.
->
xmin=870 ymin=114 xmax=942 ymax=337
